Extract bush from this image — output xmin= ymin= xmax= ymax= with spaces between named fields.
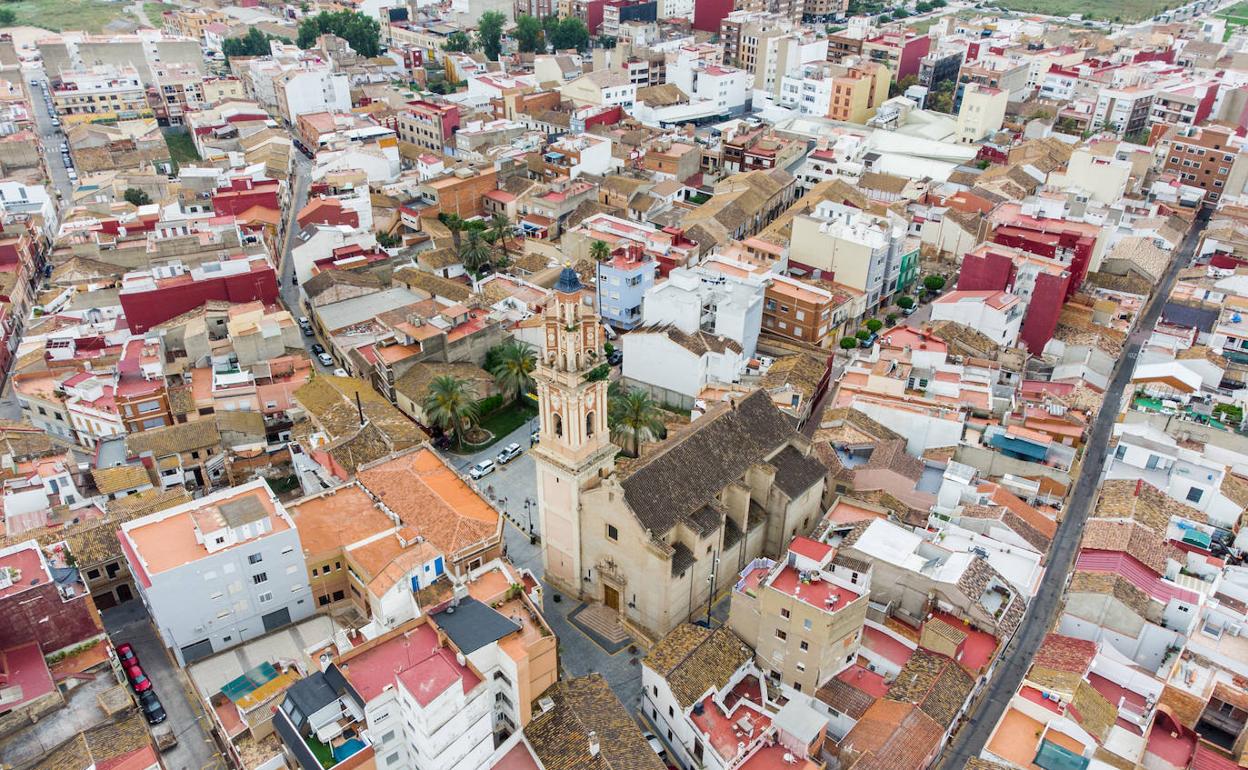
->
xmin=584 ymin=363 xmax=610 ymax=382
xmin=839 ymin=336 xmax=858 ymax=350
xmin=123 ymin=188 xmax=151 ymax=206
xmin=923 ymin=275 xmax=946 ymax=292
xmin=476 ymin=394 xmax=505 ymax=416
xmin=886 ymin=313 xmax=898 ymax=325
xmin=897 ymin=296 xmax=915 ymax=310
xmin=865 ymin=319 xmax=883 ymax=333
xmin=603 ymin=341 xmax=615 ymax=356
xmin=855 ymin=329 xmax=870 ymax=341
xmin=1214 ymin=403 xmax=1244 ymax=424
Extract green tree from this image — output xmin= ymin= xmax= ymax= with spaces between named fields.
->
xmin=123 ymin=188 xmax=151 ymax=206
xmin=865 ymin=319 xmax=883 ymax=333
xmin=598 ymin=34 xmax=617 ymax=48
xmin=478 ymin=10 xmax=506 ymax=60
xmin=423 ymin=376 xmax=480 ymax=449
xmin=297 ymin=10 xmax=381 ymax=57
xmin=376 ymin=231 xmax=401 ymax=248
xmin=886 ymin=313 xmax=898 ymax=325
xmin=890 ymin=74 xmax=918 ymax=98
xmin=839 ymin=336 xmax=859 ymax=350
xmin=486 ymin=211 xmax=514 ymax=261
xmin=609 ymin=387 xmax=665 ymax=457
xmin=855 ymin=329 xmax=870 ymax=341
xmin=549 ymin=17 xmax=589 ymax=51
xmin=488 ymin=341 xmax=537 ymax=404
xmin=923 ymin=275 xmax=946 ymax=292
xmin=0 ymin=8 xmax=16 ymax=25
xmin=438 ymin=212 xmax=467 ymax=250
xmin=443 ymin=30 xmax=475 ymax=52
xmin=222 ymin=27 xmax=277 ymax=60
xmin=459 ymin=229 xmax=494 ymax=275
xmin=897 ymin=296 xmax=915 ymax=310
xmin=514 ymin=14 xmax=545 ymax=53
xmin=589 ymin=239 xmax=610 ymax=262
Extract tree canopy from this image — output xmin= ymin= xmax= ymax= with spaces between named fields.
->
xmin=296 ymin=10 xmax=382 ymax=57
xmin=222 ymin=28 xmax=282 ymax=61
xmin=123 ymin=188 xmax=151 ymax=207
xmin=513 ymin=14 xmax=545 ymax=53
xmin=443 ymin=30 xmax=475 ymax=53
xmin=548 ymin=17 xmax=589 ymax=51
xmin=478 ymin=10 xmax=506 ymax=60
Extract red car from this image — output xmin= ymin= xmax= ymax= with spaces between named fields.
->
xmin=115 ymin=642 xmax=138 ymax=668
xmin=126 ymin=664 xmax=153 ymax=693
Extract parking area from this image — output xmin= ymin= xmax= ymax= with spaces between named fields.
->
xmin=101 ymin=601 xmax=226 ymax=770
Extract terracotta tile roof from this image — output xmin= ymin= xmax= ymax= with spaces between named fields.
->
xmin=393 ymin=362 xmax=494 ymax=406
xmin=1070 ymin=680 xmax=1117 ymax=742
xmin=294 ymin=376 xmax=427 ymax=474
xmin=840 ymin=699 xmax=943 ymax=770
xmin=1081 ymin=519 xmax=1173 ymax=575
xmin=125 ymin=419 xmax=220 ymax=458
xmin=1028 ymin=666 xmax=1082 ymax=694
xmin=621 ymin=390 xmax=796 ymax=536
xmin=966 ymin=760 xmax=1014 ymax=770
xmin=356 ymin=447 xmax=498 ymax=557
xmin=1069 ymin=570 xmax=1152 ymax=618
xmin=815 ymin=676 xmax=876 ymax=720
xmin=105 ymin=487 xmax=191 ymax=518
xmin=643 ymin=625 xmax=752 ymax=709
xmin=394 ymin=266 xmax=472 ymax=302
xmin=760 ymin=352 xmax=826 ymax=399
xmin=1091 ymin=478 xmax=1204 ymax=533
xmin=768 ymin=445 xmax=829 ymax=498
xmin=91 ymin=465 xmax=151 ymax=496
xmin=1091 ymin=747 xmax=1136 ymax=770
xmin=886 ymin=649 xmax=974 ymax=729
xmin=1031 ymin=634 xmax=1096 ymax=674
xmin=525 ymin=673 xmax=666 ymax=770
xmin=1158 ymin=683 xmax=1204 ymax=729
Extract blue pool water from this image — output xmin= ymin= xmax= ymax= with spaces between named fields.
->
xmin=333 ymin=739 xmax=366 ymax=762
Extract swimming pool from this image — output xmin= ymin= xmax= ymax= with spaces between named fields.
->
xmin=333 ymin=738 xmax=366 ymax=762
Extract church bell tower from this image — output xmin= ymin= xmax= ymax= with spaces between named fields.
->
xmin=531 ymin=266 xmax=616 ymax=597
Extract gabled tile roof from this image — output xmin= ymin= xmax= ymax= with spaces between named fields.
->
xmin=1031 ymin=633 xmax=1096 ymax=675
xmin=125 ymin=419 xmax=220 ymax=458
xmin=886 ymin=649 xmax=974 ymax=729
xmin=621 ymin=390 xmax=796 ymax=536
xmin=840 ymin=699 xmax=943 ymax=770
xmin=643 ymin=625 xmax=752 ymax=709
xmin=91 ymin=465 xmax=150 ymax=495
xmin=1081 ymin=519 xmax=1173 ymax=575
xmin=1070 ymin=680 xmax=1117 ymax=742
xmin=525 ymin=674 xmax=666 ymax=770
xmin=815 ymin=676 xmax=876 ymax=720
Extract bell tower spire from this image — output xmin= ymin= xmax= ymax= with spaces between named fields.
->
xmin=531 ymin=266 xmax=616 ymax=595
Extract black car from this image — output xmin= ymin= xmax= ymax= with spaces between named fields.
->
xmin=138 ymin=689 xmax=167 ymax=725
xmin=311 ymin=343 xmax=325 ymax=356
xmin=608 ymin=349 xmax=623 ymax=366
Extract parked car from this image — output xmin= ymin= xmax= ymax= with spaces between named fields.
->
xmin=126 ymin=665 xmax=153 ymax=693
xmin=642 ymin=733 xmax=668 ymax=760
xmin=310 ymin=343 xmax=325 ymax=355
xmin=138 ymin=690 xmax=167 ymax=725
xmin=317 ymin=352 xmax=334 ymax=367
xmin=333 ymin=368 xmax=348 ymax=377
xmin=496 ymin=442 xmax=522 ymax=464
xmin=302 ymin=325 xmax=314 ymax=337
xmin=858 ymin=332 xmax=878 ymax=348
xmin=902 ymin=305 xmax=917 ymax=316
xmin=469 ymin=459 xmax=495 ymax=479
xmin=530 ymin=427 xmax=540 ymax=446
xmin=115 ymin=642 xmax=138 ymax=668
xmin=608 ymin=349 xmax=623 ymax=366
xmin=298 ymin=316 xmax=310 ymax=327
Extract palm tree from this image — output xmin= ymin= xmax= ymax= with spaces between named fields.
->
xmin=438 ymin=212 xmax=466 ymax=250
xmin=589 ymin=239 xmax=610 ymax=262
xmin=488 ymin=341 xmax=536 ymax=404
xmin=459 ymin=230 xmax=494 ymax=276
xmin=487 ymin=211 xmax=513 ymax=263
xmin=609 ymin=387 xmax=665 ymax=458
xmin=422 ymin=375 xmax=480 ymax=449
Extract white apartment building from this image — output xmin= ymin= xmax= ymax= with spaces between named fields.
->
xmin=642 ymin=257 xmax=768 ymax=359
xmin=119 ymin=479 xmax=313 ymax=664
xmin=930 ymin=290 xmax=1023 ymax=348
xmin=789 ymin=201 xmax=906 ymax=312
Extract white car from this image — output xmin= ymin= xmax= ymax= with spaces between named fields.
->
xmin=469 ymin=460 xmax=495 ymax=479
xmin=496 ymin=442 xmax=522 ymax=464
xmin=333 ymin=368 xmax=348 ymax=377
xmin=316 ymin=352 xmax=333 ymax=366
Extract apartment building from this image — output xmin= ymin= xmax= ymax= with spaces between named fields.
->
xmin=119 ymin=479 xmax=313 ymax=664
xmin=395 ymin=100 xmax=460 ymax=153
xmin=955 ymin=84 xmax=1008 ymax=144
xmin=860 ymin=30 xmax=931 ymax=81
xmin=149 ymin=64 xmax=206 ymax=125
xmin=52 ymin=65 xmax=152 ymax=124
xmin=1154 ymin=125 xmax=1248 ymax=205
xmin=730 ymin=537 xmax=871 ymax=693
xmin=789 ymin=201 xmax=907 ymax=313
xmin=643 ymin=256 xmax=767 ymax=358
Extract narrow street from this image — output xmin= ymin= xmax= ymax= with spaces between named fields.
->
xmin=938 ymin=212 xmax=1210 ymax=767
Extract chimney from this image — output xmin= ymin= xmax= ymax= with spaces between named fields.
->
xmin=588 ymin=731 xmax=600 ymax=757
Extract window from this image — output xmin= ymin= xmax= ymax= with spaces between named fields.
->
xmin=607 ymin=524 xmax=619 ymax=541
xmin=800 ymin=640 xmax=809 ymax=651
xmin=86 ymin=569 xmax=101 ymax=580
xmin=319 ymin=595 xmax=330 ymax=606
xmin=780 ymin=608 xmax=790 ymax=619
xmin=312 ymin=567 xmax=319 ymax=577
xmin=258 ymin=591 xmax=273 ymax=603
xmin=1186 ymin=487 xmax=1203 ymax=503
xmin=248 ymin=553 xmax=263 ymax=565
xmin=803 ymin=619 xmax=812 ymax=631
xmin=775 ymin=629 xmax=787 ymax=641
xmin=252 ymin=572 xmax=268 ymax=585
xmin=796 ymin=662 xmax=806 ymax=672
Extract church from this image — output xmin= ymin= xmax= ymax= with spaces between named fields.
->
xmin=532 ymin=266 xmax=830 ymax=639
